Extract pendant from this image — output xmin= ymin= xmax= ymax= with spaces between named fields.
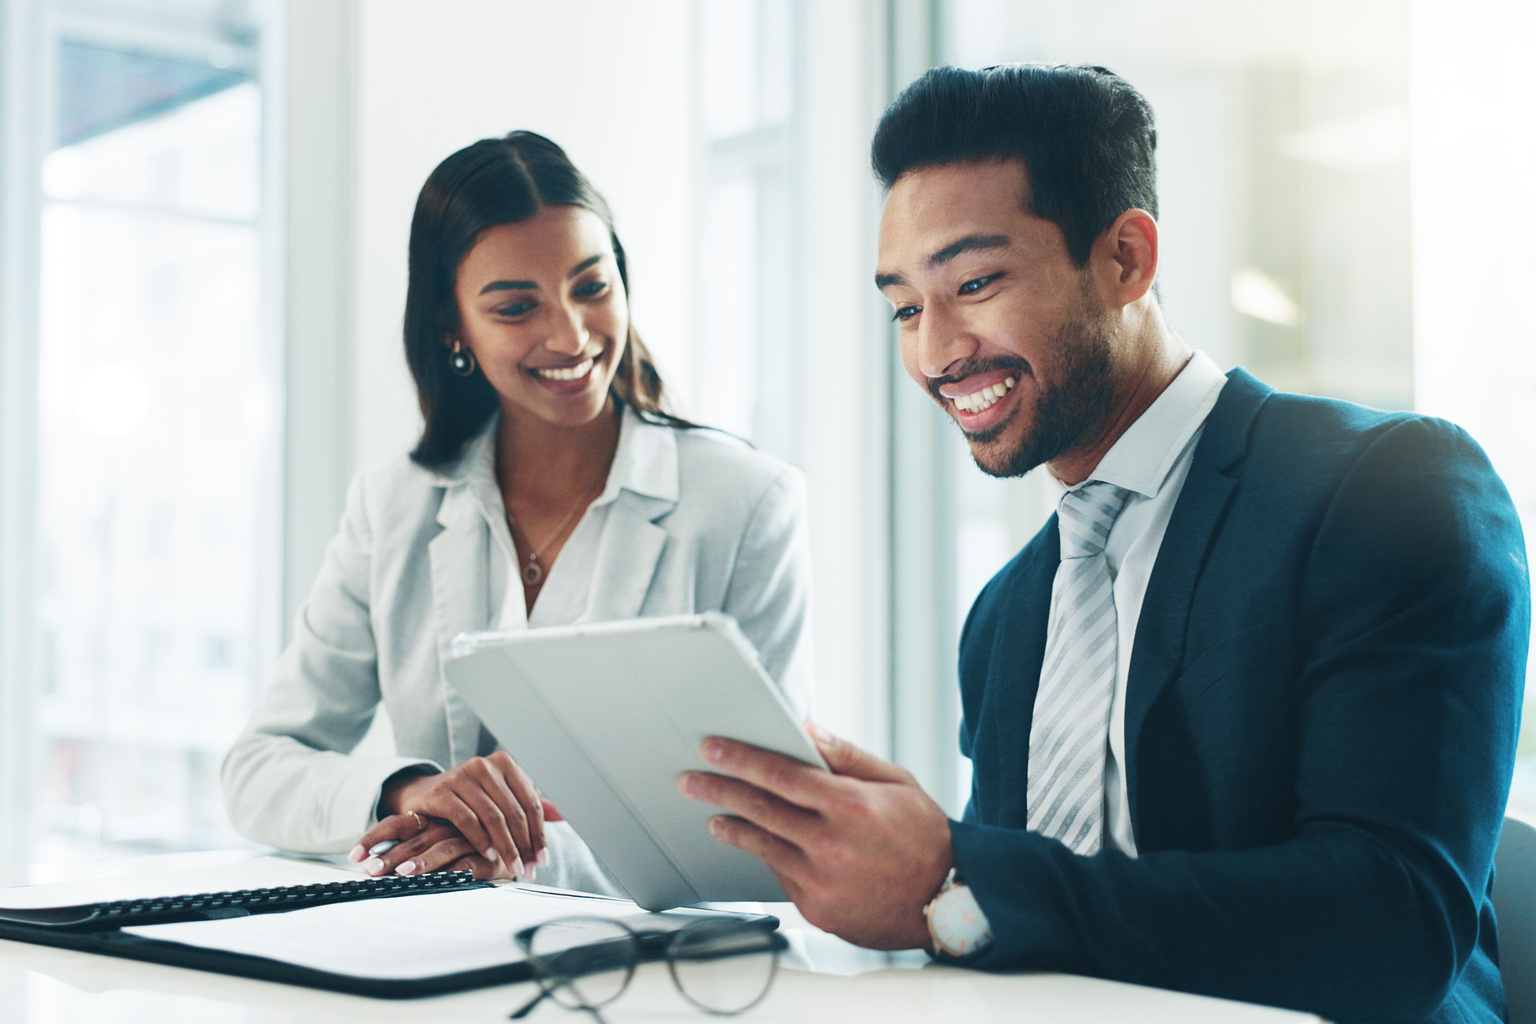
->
xmin=521 ymin=558 xmax=544 ymax=587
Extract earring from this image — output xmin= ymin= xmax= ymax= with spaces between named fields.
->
xmin=449 ymin=338 xmax=477 ymax=377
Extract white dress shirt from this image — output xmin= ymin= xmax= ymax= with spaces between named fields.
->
xmin=477 ymin=405 xmax=658 ymax=632
xmin=1052 ymin=351 xmax=1227 ymax=856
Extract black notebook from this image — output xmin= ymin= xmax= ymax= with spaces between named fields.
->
xmin=0 ymin=859 xmax=777 ymax=999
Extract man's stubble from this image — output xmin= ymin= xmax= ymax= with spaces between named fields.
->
xmin=963 ymin=299 xmax=1118 ymax=479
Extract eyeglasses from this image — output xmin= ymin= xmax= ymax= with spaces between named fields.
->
xmin=511 ymin=915 xmax=785 ymax=1021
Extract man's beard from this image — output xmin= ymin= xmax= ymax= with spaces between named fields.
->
xmin=935 ymin=308 xmax=1118 ymax=479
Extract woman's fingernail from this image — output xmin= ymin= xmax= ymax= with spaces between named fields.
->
xmin=511 ymin=857 xmax=525 ymax=877
xmin=484 ymin=847 xmax=500 ymax=863
xmin=348 ymin=844 xmax=365 ymax=863
xmin=807 ymin=721 xmax=833 ymax=744
xmin=363 ymin=857 xmax=384 ymax=876
xmin=708 ymin=817 xmax=727 ymax=839
xmin=527 ymin=866 xmax=537 ymax=882
xmin=536 ymin=847 xmax=550 ymax=868
xmin=702 ymin=739 xmax=726 ymax=764
xmin=397 ymin=860 xmax=417 ymax=876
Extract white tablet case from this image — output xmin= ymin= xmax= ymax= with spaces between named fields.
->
xmin=444 ymin=613 xmax=825 ymax=911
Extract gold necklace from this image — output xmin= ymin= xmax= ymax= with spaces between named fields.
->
xmin=506 ymin=481 xmax=602 ymax=587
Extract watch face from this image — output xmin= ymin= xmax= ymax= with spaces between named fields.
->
xmin=929 ymin=883 xmax=992 ymax=957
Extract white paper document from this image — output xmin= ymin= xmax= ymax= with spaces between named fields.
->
xmin=124 ymin=884 xmax=644 ymax=980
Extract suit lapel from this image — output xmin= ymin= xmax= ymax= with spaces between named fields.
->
xmin=1123 ymin=368 xmax=1271 ymax=826
xmin=429 ymin=483 xmax=492 ymax=766
xmin=988 ymin=521 xmax=1059 ymax=828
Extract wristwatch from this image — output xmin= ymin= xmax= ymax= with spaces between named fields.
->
xmin=924 ymin=868 xmax=993 ymax=958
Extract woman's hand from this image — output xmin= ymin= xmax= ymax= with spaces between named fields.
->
xmin=350 ymin=813 xmax=505 ymax=880
xmin=366 ymin=753 xmax=549 ymax=877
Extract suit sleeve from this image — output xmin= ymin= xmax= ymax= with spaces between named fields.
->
xmin=721 ymin=465 xmax=816 ymax=721
xmin=220 ymin=471 xmax=439 ymax=853
xmin=951 ymin=418 xmax=1529 ymax=1022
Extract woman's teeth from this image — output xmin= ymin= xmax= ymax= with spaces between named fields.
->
xmin=955 ymin=376 xmax=1017 ymax=414
xmin=533 ymin=358 xmax=593 ymax=382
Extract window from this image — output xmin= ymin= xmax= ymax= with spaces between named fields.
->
xmin=3 ymin=0 xmax=277 ymax=861
xmin=694 ymin=0 xmax=802 ymax=462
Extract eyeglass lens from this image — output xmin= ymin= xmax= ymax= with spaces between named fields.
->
xmin=524 ymin=916 xmax=640 ymax=1011
xmin=667 ymin=918 xmax=780 ymax=1015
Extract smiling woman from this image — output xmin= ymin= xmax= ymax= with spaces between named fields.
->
xmin=221 ymin=132 xmax=815 ymax=893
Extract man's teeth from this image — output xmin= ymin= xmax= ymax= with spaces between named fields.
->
xmin=533 ymin=358 xmax=593 ymax=382
xmin=955 ymin=376 xmax=1017 ymax=414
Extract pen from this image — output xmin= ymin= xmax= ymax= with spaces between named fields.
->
xmin=369 ymin=840 xmax=400 ymax=856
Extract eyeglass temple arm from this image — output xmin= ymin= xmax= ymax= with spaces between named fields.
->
xmin=509 ymin=986 xmax=548 ymax=1020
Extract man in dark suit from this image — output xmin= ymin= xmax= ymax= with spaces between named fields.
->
xmin=680 ymin=64 xmax=1529 ymax=1023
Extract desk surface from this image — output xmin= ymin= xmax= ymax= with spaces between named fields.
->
xmin=0 ymin=851 xmax=1321 ymax=1024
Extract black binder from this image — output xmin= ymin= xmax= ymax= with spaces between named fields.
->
xmin=0 ymin=873 xmax=778 ymax=999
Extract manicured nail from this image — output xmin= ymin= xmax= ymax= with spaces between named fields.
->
xmin=363 ymin=857 xmax=384 ymax=876
xmin=702 ymin=739 xmax=725 ymax=765
xmin=526 ymin=866 xmax=537 ymax=882
xmin=484 ymin=847 xmax=500 ymax=863
xmin=511 ymin=857 xmax=525 ymax=877
xmin=708 ymin=817 xmax=727 ymax=838
xmin=397 ymin=860 xmax=417 ymax=876
xmin=536 ymin=847 xmax=550 ymax=868
xmin=348 ymin=844 xmax=365 ymax=863
xmin=807 ymin=721 xmax=833 ymax=744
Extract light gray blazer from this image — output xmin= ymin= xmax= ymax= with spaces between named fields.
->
xmin=221 ymin=409 xmax=813 ymax=891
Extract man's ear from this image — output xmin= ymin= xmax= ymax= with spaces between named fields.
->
xmin=1092 ymin=208 xmax=1158 ymax=309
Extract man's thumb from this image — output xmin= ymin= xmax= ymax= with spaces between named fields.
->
xmin=806 ymin=721 xmax=910 ymax=783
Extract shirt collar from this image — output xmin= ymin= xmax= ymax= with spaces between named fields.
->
xmin=435 ymin=402 xmax=679 ymax=508
xmin=1080 ymin=350 xmax=1228 ymax=500
xmin=592 ymin=403 xmax=679 ymax=507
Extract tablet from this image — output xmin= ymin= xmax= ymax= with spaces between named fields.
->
xmin=444 ymin=613 xmax=825 ymax=911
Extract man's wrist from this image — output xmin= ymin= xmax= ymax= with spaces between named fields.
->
xmin=924 ymin=867 xmax=994 ymax=958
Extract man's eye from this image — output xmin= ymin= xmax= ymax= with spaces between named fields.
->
xmin=959 ymin=274 xmax=1001 ymax=296
xmin=496 ymin=302 xmax=536 ymax=317
xmin=892 ymin=304 xmax=921 ymax=323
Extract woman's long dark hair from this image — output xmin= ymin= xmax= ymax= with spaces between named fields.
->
xmin=405 ymin=131 xmax=688 ymax=469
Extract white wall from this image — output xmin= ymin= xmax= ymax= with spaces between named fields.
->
xmin=350 ymin=0 xmax=697 ymax=471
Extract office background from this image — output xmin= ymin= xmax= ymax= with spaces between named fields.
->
xmin=0 ymin=0 xmax=1531 ymax=865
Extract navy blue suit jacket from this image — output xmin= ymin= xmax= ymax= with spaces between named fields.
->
xmin=951 ymin=369 xmax=1530 ymax=1023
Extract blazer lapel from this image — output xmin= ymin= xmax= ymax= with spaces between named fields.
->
xmin=581 ymin=491 xmax=671 ymax=621
xmin=428 ymin=483 xmax=492 ymax=766
xmin=1123 ymin=368 xmax=1272 ymax=824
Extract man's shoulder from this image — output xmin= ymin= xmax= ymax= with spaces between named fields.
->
xmin=1221 ymin=377 xmax=1486 ymax=481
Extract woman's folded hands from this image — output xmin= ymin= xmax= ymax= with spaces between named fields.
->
xmin=350 ymin=751 xmax=553 ymax=881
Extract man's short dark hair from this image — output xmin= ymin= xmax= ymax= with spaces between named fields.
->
xmin=871 ymin=64 xmax=1158 ymax=267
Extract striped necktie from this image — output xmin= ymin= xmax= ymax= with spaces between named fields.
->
xmin=1026 ymin=480 xmax=1132 ymax=855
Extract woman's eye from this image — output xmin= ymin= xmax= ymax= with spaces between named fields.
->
xmin=892 ymin=304 xmax=921 ymax=323
xmin=574 ymin=279 xmax=609 ymax=298
xmin=959 ymin=274 xmax=1001 ymax=296
xmin=495 ymin=301 xmax=536 ymax=317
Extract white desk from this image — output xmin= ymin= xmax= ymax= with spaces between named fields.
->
xmin=0 ymin=851 xmax=1321 ymax=1024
